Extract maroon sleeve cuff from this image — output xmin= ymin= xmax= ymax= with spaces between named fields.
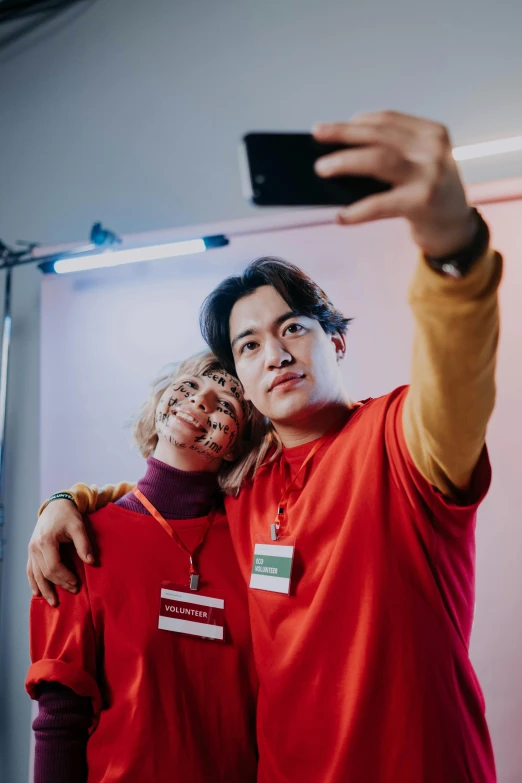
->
xmin=27 ymin=657 xmax=102 ymax=719
xmin=32 ymin=682 xmax=93 ymax=783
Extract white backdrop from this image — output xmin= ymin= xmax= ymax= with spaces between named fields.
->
xmin=41 ymin=200 xmax=522 ymax=781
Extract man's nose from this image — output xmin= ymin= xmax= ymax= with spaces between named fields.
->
xmin=264 ymin=337 xmax=293 ymax=369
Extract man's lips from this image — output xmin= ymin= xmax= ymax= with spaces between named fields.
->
xmin=268 ymin=372 xmax=305 ymax=392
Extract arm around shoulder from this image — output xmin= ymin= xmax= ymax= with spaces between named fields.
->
xmin=39 ymin=480 xmax=137 ymax=516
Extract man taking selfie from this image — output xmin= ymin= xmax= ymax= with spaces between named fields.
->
xmin=28 ymin=111 xmax=501 ymax=782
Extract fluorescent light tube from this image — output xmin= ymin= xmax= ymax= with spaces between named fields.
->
xmin=53 ymin=238 xmax=207 ymax=274
xmin=453 ymin=136 xmax=522 ymax=161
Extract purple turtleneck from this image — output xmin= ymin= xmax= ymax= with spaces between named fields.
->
xmin=116 ymin=456 xmax=220 ymax=518
xmin=32 ymin=457 xmax=220 ymax=783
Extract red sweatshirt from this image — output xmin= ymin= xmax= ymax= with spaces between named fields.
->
xmin=27 ymin=460 xmax=258 ymax=783
xmin=225 ymin=388 xmax=495 ymax=783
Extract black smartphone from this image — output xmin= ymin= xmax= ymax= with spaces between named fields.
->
xmin=240 ymin=132 xmax=390 ymax=207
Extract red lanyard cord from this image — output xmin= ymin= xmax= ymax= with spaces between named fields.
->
xmin=134 ymin=488 xmax=216 ymax=589
xmin=273 ymin=428 xmax=337 ymax=539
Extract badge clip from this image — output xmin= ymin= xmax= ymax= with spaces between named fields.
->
xmin=189 ymin=557 xmax=199 ymax=591
xmin=271 ymin=507 xmax=284 ymax=541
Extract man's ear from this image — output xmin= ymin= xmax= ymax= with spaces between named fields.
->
xmin=330 ymin=331 xmax=346 ymax=361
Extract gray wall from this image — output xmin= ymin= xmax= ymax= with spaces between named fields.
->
xmin=1 ymin=0 xmax=522 ymax=779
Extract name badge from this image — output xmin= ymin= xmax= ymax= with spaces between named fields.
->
xmin=159 ymin=585 xmax=225 ymax=641
xmin=250 ymin=543 xmax=295 ymax=595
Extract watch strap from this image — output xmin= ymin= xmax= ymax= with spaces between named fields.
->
xmin=424 ymin=208 xmax=490 ymax=278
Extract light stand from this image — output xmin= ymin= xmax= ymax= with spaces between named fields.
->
xmin=0 ymin=240 xmax=38 ymax=604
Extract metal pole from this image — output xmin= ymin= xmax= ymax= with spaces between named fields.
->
xmin=0 ymin=265 xmax=13 ymax=586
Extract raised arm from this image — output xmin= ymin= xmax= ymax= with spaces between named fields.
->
xmin=404 ymin=245 xmax=501 ymax=497
xmin=313 ymin=111 xmax=501 ymax=497
xmin=28 ymin=481 xmax=135 ymax=605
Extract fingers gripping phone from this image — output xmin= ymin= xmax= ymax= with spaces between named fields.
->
xmin=240 ymin=132 xmax=390 ymax=207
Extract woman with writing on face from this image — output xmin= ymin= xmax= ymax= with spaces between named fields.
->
xmin=26 ymin=352 xmax=259 ymax=783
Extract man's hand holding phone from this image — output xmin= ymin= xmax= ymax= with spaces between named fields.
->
xmin=312 ymin=111 xmax=476 ymax=258
xmin=242 ymin=110 xmax=476 ymax=259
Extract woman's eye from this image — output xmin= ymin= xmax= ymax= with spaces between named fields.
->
xmin=184 ymin=380 xmax=198 ymax=389
xmin=241 ymin=341 xmax=258 ymax=354
xmin=220 ymin=400 xmax=233 ymax=410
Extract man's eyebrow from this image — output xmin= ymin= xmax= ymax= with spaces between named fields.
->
xmin=275 ymin=310 xmax=302 ymax=327
xmin=230 ymin=328 xmax=254 ymax=351
xmin=230 ymin=310 xmax=301 ymax=351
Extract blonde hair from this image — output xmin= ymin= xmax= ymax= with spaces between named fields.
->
xmin=133 ymin=350 xmax=281 ymax=496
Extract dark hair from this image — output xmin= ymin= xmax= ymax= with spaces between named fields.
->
xmin=199 ymin=257 xmax=352 ymax=374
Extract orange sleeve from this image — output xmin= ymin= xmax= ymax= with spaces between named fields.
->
xmin=39 ymin=481 xmax=136 ymax=517
xmin=404 ymin=247 xmax=502 ymax=497
xmin=26 ymin=555 xmax=103 ymax=723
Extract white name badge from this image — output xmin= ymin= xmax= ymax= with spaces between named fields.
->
xmin=159 ymin=586 xmax=225 ymax=641
xmin=250 ymin=543 xmax=295 ymax=595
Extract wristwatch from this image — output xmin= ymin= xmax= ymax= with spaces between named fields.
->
xmin=424 ymin=208 xmax=490 ymax=278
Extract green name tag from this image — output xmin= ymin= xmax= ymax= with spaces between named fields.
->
xmin=250 ymin=543 xmax=295 ymax=595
